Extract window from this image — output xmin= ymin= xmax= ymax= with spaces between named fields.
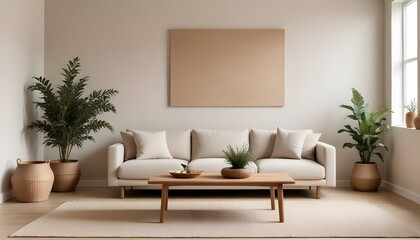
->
xmin=391 ymin=0 xmax=418 ymax=125
xmin=403 ymin=0 xmax=418 ymax=109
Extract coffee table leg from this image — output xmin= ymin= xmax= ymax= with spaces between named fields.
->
xmin=270 ymin=186 xmax=275 ymax=210
xmin=277 ymin=184 xmax=284 ymax=222
xmin=160 ymin=184 xmax=168 ymax=223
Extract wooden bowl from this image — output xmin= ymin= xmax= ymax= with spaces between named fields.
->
xmin=169 ymin=170 xmax=203 ymax=178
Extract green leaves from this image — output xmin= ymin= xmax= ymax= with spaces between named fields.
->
xmin=223 ymin=145 xmax=253 ymax=169
xmin=338 ymin=88 xmax=392 ymax=163
xmin=27 ymin=57 xmax=119 ymax=162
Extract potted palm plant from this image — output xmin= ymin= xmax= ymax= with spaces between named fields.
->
xmin=221 ymin=145 xmax=254 ymax=179
xmin=404 ymin=99 xmax=417 ymax=128
xmin=28 ymin=57 xmax=118 ymax=192
xmin=338 ymin=88 xmax=391 ymax=191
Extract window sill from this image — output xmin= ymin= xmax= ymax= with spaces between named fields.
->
xmin=391 ymin=125 xmax=420 ymax=132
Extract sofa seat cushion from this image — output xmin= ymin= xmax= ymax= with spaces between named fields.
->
xmin=118 ymin=159 xmax=189 ymax=180
xmin=188 ymin=158 xmax=258 ymax=173
xmin=256 ymin=158 xmax=325 ymax=180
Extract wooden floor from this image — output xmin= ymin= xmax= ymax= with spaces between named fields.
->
xmin=1 ymin=186 xmax=419 ymax=240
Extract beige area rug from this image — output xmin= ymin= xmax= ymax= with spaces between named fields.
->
xmin=10 ymin=199 xmax=419 ymax=238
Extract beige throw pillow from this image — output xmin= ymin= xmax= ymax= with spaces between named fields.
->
xmin=120 ymin=131 xmax=137 ymax=160
xmin=271 ymin=128 xmax=308 ymax=159
xmin=249 ymin=129 xmax=276 ymax=160
xmin=302 ymin=133 xmax=322 ymax=160
xmin=132 ymin=130 xmax=173 ymax=159
xmin=192 ymin=129 xmax=249 ymax=159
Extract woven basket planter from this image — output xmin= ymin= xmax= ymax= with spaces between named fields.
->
xmin=350 ymin=162 xmax=381 ymax=191
xmin=50 ymin=160 xmax=81 ymax=192
xmin=11 ymin=159 xmax=54 ymax=202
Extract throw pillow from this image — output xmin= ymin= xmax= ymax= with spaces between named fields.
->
xmin=271 ymin=128 xmax=308 ymax=159
xmin=132 ymin=130 xmax=173 ymax=159
xmin=302 ymin=133 xmax=322 ymax=160
xmin=249 ymin=129 xmax=276 ymax=160
xmin=191 ymin=129 xmax=249 ymax=159
xmin=120 ymin=131 xmax=136 ymax=160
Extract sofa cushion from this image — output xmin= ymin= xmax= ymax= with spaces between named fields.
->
xmin=166 ymin=130 xmax=192 ymax=160
xmin=188 ymin=158 xmax=258 ymax=173
xmin=191 ymin=129 xmax=249 ymax=159
xmin=118 ymin=159 xmax=189 ymax=180
xmin=120 ymin=131 xmax=137 ymax=160
xmin=271 ymin=128 xmax=310 ymax=159
xmin=132 ymin=130 xmax=173 ymax=159
xmin=256 ymin=158 xmax=325 ymax=180
xmin=249 ymin=129 xmax=276 ymax=160
xmin=302 ymin=133 xmax=321 ymax=160
xmin=127 ymin=129 xmax=191 ymax=160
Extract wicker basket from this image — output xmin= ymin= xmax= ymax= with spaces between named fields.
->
xmin=11 ymin=159 xmax=54 ymax=202
xmin=50 ymin=160 xmax=81 ymax=192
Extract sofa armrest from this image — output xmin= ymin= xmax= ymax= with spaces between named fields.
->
xmin=316 ymin=142 xmax=336 ymax=187
xmin=108 ymin=143 xmax=124 ymax=186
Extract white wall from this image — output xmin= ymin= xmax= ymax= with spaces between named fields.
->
xmin=45 ymin=0 xmax=385 ymax=185
xmin=0 ymin=0 xmax=44 ymax=202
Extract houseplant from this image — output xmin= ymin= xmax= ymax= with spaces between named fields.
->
xmin=404 ymin=99 xmax=417 ymax=128
xmin=221 ymin=145 xmax=254 ymax=179
xmin=28 ymin=57 xmax=118 ymax=191
xmin=338 ymin=88 xmax=392 ymax=191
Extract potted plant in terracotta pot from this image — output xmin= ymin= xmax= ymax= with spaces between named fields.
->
xmin=221 ymin=145 xmax=254 ymax=179
xmin=404 ymin=99 xmax=417 ymax=128
xmin=27 ymin=57 xmax=118 ymax=192
xmin=338 ymin=88 xmax=392 ymax=191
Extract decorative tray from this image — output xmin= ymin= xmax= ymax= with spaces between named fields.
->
xmin=169 ymin=170 xmax=203 ymax=178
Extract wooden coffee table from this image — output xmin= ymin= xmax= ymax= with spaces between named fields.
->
xmin=148 ymin=172 xmax=295 ymax=223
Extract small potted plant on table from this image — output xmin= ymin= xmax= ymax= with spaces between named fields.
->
xmin=221 ymin=145 xmax=254 ymax=179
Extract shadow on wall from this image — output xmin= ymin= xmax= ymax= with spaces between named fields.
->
xmin=22 ymin=82 xmax=42 ymax=160
xmin=1 ymin=161 xmax=14 ymax=196
xmin=0 ymin=82 xmax=42 ymax=195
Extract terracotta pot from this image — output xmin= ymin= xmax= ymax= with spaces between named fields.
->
xmin=11 ymin=159 xmax=54 ymax=202
xmin=50 ymin=160 xmax=81 ymax=192
xmin=350 ymin=162 xmax=381 ymax=191
xmin=221 ymin=167 xmax=253 ymax=179
xmin=406 ymin=112 xmax=417 ymax=128
xmin=414 ymin=115 xmax=420 ymax=130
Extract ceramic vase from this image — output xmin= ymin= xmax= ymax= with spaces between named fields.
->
xmin=414 ymin=115 xmax=420 ymax=130
xmin=406 ymin=112 xmax=417 ymax=128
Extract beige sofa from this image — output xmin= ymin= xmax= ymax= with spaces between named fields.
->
xmin=108 ymin=129 xmax=336 ymax=198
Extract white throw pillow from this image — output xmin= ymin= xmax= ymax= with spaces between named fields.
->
xmin=132 ymin=130 xmax=173 ymax=160
xmin=271 ymin=128 xmax=309 ymax=159
xmin=120 ymin=131 xmax=137 ymax=160
xmin=302 ymin=133 xmax=322 ymax=160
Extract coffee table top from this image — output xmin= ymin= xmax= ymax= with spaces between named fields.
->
xmin=148 ymin=172 xmax=295 ymax=186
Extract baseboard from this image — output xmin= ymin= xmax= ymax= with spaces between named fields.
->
xmin=383 ymin=181 xmax=420 ymax=204
xmin=78 ymin=180 xmax=108 ymax=187
xmin=0 ymin=189 xmax=14 ymax=203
